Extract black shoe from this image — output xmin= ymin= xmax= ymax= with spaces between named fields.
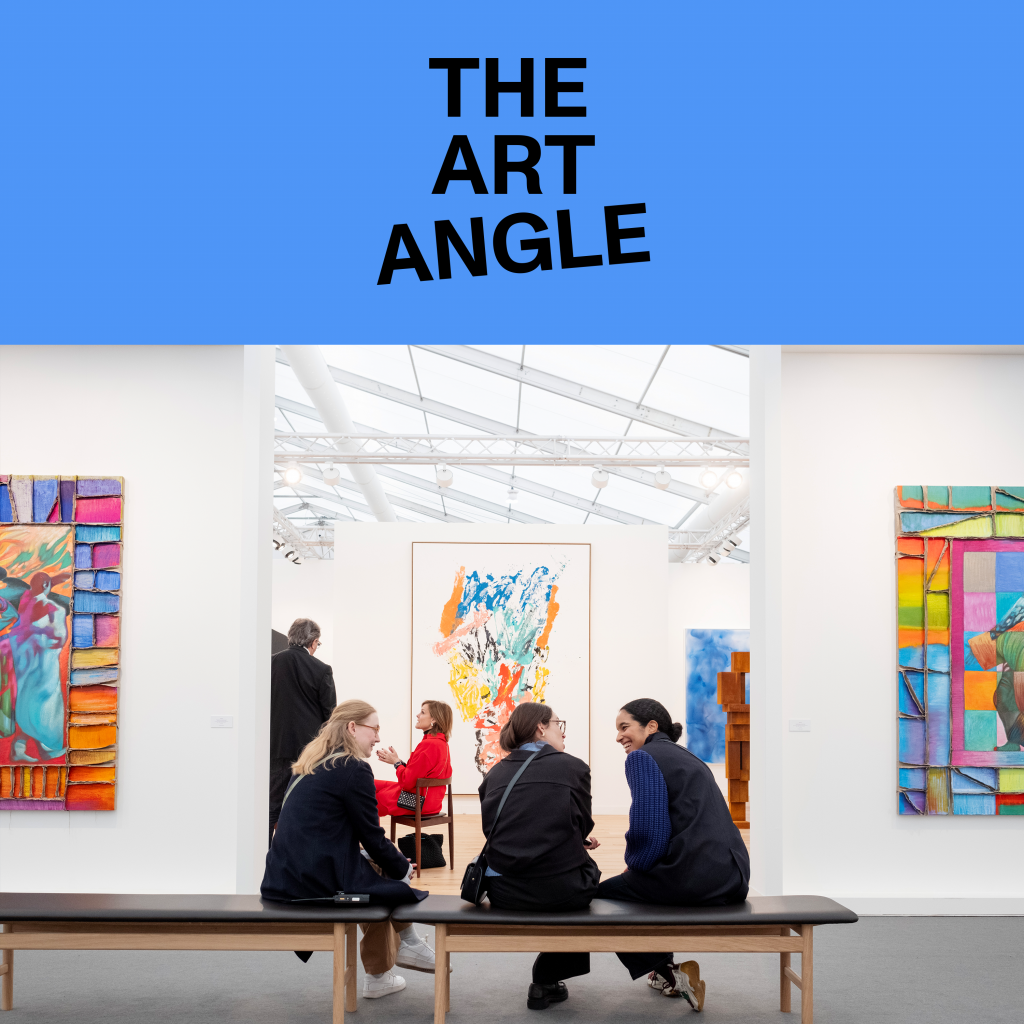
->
xmin=527 ymin=982 xmax=569 ymax=1010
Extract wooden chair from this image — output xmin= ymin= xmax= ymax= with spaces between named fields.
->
xmin=389 ymin=777 xmax=454 ymax=879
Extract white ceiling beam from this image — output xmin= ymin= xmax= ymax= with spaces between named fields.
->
xmin=277 ymin=474 xmax=468 ymax=524
xmin=275 ymin=397 xmax=663 ymax=525
xmin=412 ymin=345 xmax=742 ymax=440
xmin=273 ymin=380 xmax=709 ymax=505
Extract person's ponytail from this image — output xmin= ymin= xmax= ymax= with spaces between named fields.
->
xmin=620 ymin=698 xmax=683 ymax=743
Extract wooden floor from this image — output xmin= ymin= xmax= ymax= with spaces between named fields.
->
xmin=398 ymin=815 xmax=752 ymax=896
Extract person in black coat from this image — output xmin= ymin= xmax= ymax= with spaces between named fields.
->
xmin=595 ymin=698 xmax=751 ymax=1011
xmin=478 ymin=702 xmax=602 ymax=1011
xmin=269 ymin=618 xmax=336 ymax=844
xmin=262 ymin=699 xmax=433 ymax=1001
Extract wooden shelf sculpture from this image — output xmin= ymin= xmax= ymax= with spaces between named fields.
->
xmin=717 ymin=651 xmax=750 ymax=829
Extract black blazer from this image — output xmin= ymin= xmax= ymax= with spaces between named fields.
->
xmin=637 ymin=731 xmax=750 ymax=905
xmin=261 ymin=754 xmax=426 ymax=906
xmin=479 ymin=744 xmax=595 ymax=878
xmin=270 ymin=645 xmax=337 ymax=759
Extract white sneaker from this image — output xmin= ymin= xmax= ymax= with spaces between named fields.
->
xmin=671 ymin=961 xmax=706 ymax=1011
xmin=363 ymin=970 xmax=406 ymax=999
xmin=396 ymin=939 xmax=436 ymax=974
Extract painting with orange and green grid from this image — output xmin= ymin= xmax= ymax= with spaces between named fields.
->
xmin=897 ymin=486 xmax=1024 ymax=816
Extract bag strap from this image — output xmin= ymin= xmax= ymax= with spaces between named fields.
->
xmin=280 ymin=753 xmax=335 ymax=810
xmin=483 ymin=749 xmax=540 ymax=853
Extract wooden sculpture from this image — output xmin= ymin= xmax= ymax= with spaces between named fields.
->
xmin=717 ymin=650 xmax=750 ymax=829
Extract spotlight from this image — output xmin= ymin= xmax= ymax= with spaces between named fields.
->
xmin=283 ymin=462 xmax=303 ymax=485
xmin=707 ymin=548 xmax=724 ymax=566
xmin=321 ymin=462 xmax=341 ymax=486
xmin=699 ymin=467 xmax=718 ymax=489
xmin=726 ymin=469 xmax=743 ymax=489
xmin=591 ymin=467 xmax=609 ymax=489
xmin=507 ymin=487 xmax=520 ymax=502
xmin=721 ymin=533 xmax=742 ymax=555
xmin=654 ymin=465 xmax=671 ymax=491
xmin=436 ymin=464 xmax=454 ymax=488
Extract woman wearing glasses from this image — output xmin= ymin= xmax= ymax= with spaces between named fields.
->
xmin=261 ymin=700 xmax=435 ymax=1001
xmin=478 ymin=702 xmax=602 ymax=1010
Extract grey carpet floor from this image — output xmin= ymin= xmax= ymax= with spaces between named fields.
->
xmin=1 ymin=917 xmax=1019 ymax=1023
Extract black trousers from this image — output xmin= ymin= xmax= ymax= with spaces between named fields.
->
xmin=486 ymin=859 xmax=601 ymax=986
xmin=594 ymin=871 xmax=673 ymax=981
xmin=269 ymin=758 xmax=293 ymax=847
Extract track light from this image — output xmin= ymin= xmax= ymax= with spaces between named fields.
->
xmin=507 ymin=487 xmax=520 ymax=502
xmin=321 ymin=462 xmax=341 ymax=486
xmin=699 ymin=467 xmax=718 ymax=489
xmin=654 ymin=465 xmax=671 ymax=490
xmin=725 ymin=469 xmax=743 ymax=489
xmin=436 ymin=464 xmax=453 ymax=488
xmin=591 ymin=466 xmax=609 ymax=489
xmin=707 ymin=548 xmax=724 ymax=566
xmin=283 ymin=462 xmax=303 ymax=485
xmin=721 ymin=534 xmax=742 ymax=555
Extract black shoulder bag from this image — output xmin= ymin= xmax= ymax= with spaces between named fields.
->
xmin=459 ymin=750 xmax=540 ymax=905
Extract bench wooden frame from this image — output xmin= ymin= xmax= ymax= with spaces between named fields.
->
xmin=431 ymin=921 xmax=815 ymax=1024
xmin=0 ymin=916 xmax=365 ymax=1023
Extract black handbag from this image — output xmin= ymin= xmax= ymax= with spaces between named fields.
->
xmin=396 ymin=789 xmax=423 ymax=811
xmin=460 ymin=750 xmax=540 ymax=905
xmin=397 ymin=833 xmax=446 ymax=868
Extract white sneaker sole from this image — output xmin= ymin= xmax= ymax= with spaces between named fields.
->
xmin=395 ymin=956 xmax=436 ymax=974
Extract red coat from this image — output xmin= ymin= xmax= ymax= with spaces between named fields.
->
xmin=375 ymin=732 xmax=452 ymax=818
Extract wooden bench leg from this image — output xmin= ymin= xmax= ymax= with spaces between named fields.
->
xmin=1 ymin=924 xmax=11 ymax=1011
xmin=333 ymin=923 xmax=345 ymax=1024
xmin=345 ymin=923 xmax=357 ymax=1013
xmin=780 ymin=928 xmax=791 ymax=1013
xmin=801 ymin=925 xmax=813 ymax=1024
xmin=433 ymin=923 xmax=447 ymax=1024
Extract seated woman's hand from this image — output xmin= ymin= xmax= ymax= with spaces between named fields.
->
xmin=376 ymin=745 xmax=401 ymax=765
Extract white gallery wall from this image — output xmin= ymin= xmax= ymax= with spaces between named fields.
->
xmin=779 ymin=350 xmax=1024 ymax=911
xmin=272 ymin=558 xmax=336 ymax=657
xmin=334 ymin=524 xmax=668 ymax=814
xmin=0 ymin=345 xmax=273 ymax=894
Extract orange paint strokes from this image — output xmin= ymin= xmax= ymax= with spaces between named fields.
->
xmin=65 ymin=783 xmax=115 ymax=811
xmin=898 ymin=538 xmax=925 ymax=556
xmin=899 ymin=628 xmax=924 ymax=648
xmin=68 ymin=766 xmax=115 ymax=783
xmin=926 ymin=541 xmax=950 ymax=591
xmin=535 ymin=585 xmax=560 ymax=650
xmin=432 ymin=607 xmax=491 ymax=657
xmin=438 ymin=567 xmax=466 ymax=638
xmin=898 ymin=487 xmax=924 ymax=509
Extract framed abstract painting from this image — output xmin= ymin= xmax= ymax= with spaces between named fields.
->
xmin=411 ymin=542 xmax=590 ymax=793
xmin=896 ymin=486 xmax=1024 ymax=816
xmin=685 ymin=628 xmax=750 ymax=763
xmin=0 ymin=475 xmax=122 ymax=811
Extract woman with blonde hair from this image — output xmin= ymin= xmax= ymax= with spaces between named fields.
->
xmin=375 ymin=699 xmax=453 ymax=818
xmin=261 ymin=700 xmax=433 ymax=1001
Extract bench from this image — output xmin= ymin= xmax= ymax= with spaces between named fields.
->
xmin=0 ymin=893 xmax=392 ymax=1023
xmin=393 ymin=893 xmax=858 ymax=1024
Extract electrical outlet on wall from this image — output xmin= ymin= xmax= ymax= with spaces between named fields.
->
xmin=789 ymin=719 xmax=811 ymax=732
xmin=211 ymin=716 xmax=234 ymax=729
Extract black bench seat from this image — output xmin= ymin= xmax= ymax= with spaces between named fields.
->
xmin=0 ymin=893 xmax=391 ymax=1023
xmin=393 ymin=894 xmax=857 ymax=1024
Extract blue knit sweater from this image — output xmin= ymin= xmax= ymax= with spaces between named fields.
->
xmin=624 ymin=748 xmax=672 ymax=872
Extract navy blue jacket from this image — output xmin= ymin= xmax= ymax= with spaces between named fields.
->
xmin=261 ymin=753 xmax=427 ymax=906
xmin=624 ymin=731 xmax=749 ymax=906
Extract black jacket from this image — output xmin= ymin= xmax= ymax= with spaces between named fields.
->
xmin=261 ymin=754 xmax=426 ymax=906
xmin=631 ymin=731 xmax=749 ymax=905
xmin=479 ymin=744 xmax=595 ymax=878
xmin=270 ymin=645 xmax=336 ymax=759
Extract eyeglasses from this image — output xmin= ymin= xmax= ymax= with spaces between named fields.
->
xmin=355 ymin=722 xmax=380 ymax=735
xmin=551 ymin=719 xmax=566 ymax=736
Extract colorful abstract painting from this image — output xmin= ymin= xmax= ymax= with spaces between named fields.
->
xmin=685 ymin=629 xmax=750 ymax=763
xmin=411 ymin=543 xmax=590 ymax=793
xmin=0 ymin=475 xmax=121 ymax=811
xmin=896 ymin=486 xmax=1024 ymax=815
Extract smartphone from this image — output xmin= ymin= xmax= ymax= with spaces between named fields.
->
xmin=334 ymin=893 xmax=371 ymax=903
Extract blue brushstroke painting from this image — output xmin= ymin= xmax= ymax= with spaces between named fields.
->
xmin=685 ymin=628 xmax=749 ymax=763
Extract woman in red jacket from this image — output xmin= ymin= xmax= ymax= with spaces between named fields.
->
xmin=374 ymin=700 xmax=453 ymax=817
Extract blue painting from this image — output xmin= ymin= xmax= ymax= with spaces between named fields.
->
xmin=685 ymin=629 xmax=749 ymax=763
